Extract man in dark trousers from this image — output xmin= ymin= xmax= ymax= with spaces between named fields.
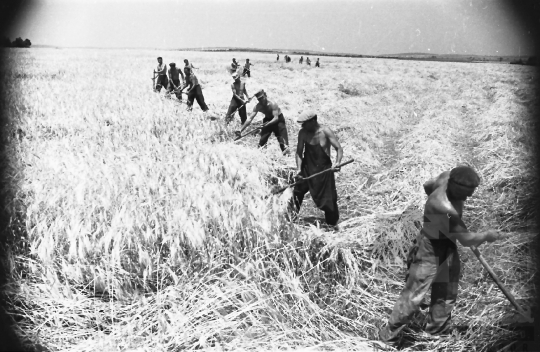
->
xmin=225 ymin=72 xmax=251 ymax=124
xmin=291 ymin=110 xmax=343 ymax=226
xmin=378 ymin=166 xmax=502 ymax=347
xmin=154 ymin=57 xmax=168 ymax=92
xmin=277 ymin=54 xmax=280 ymax=61
xmin=315 ymin=58 xmax=320 ymax=67
xmin=299 ymin=56 xmax=304 ymax=64
xmin=236 ymin=89 xmax=289 ymax=154
xmin=166 ymin=62 xmax=185 ymax=100
xmin=182 ymin=66 xmax=209 ymax=112
xmin=306 ymin=57 xmax=311 ymax=66
xmin=243 ymin=59 xmax=253 ymax=78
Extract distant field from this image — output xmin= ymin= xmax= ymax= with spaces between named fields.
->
xmin=1 ymin=48 xmax=537 ymax=351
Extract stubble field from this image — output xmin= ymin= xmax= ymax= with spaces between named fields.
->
xmin=0 ymin=48 xmax=537 ymax=351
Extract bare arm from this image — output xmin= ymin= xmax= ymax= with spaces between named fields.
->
xmin=296 ymin=131 xmax=305 ymax=175
xmin=424 ymin=171 xmax=450 ymax=196
xmin=179 ymin=70 xmax=185 ymax=84
xmin=447 ymin=212 xmax=499 ymax=247
xmin=324 ymin=127 xmax=343 ymax=167
xmin=231 ymin=84 xmax=245 ymax=103
xmin=264 ymin=103 xmax=281 ymax=127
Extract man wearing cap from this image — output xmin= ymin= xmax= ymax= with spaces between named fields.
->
xmin=237 ymin=89 xmax=289 ymax=154
xmin=378 ymin=166 xmax=502 ymax=347
xmin=225 ymin=72 xmax=251 ymax=124
xmin=154 ymin=57 xmax=168 ymax=92
xmin=243 ymin=59 xmax=253 ymax=78
xmin=182 ymin=66 xmax=209 ymax=112
xmin=292 ymin=111 xmax=343 ymax=226
xmin=167 ymin=63 xmax=185 ymax=100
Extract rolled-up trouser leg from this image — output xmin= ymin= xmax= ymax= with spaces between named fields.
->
xmin=381 ymin=235 xmax=438 ymax=342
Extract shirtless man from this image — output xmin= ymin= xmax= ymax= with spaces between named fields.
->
xmin=236 ymin=89 xmax=289 ymax=154
xmin=167 ymin=62 xmax=185 ymax=100
xmin=291 ymin=111 xmax=343 ymax=226
xmin=225 ymin=72 xmax=251 ymax=124
xmin=378 ymin=166 xmax=502 ymax=347
xmin=154 ymin=57 xmax=168 ymax=92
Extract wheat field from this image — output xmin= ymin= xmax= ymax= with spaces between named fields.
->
xmin=0 ymin=48 xmax=537 ymax=351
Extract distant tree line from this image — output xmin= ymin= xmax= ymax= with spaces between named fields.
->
xmin=510 ymin=56 xmax=536 ymax=66
xmin=2 ymin=36 xmax=32 ymax=48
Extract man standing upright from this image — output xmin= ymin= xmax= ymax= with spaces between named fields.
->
xmin=306 ymin=57 xmax=311 ymax=66
xmin=315 ymin=58 xmax=320 ymax=67
xmin=291 ymin=111 xmax=342 ymax=226
xmin=154 ymin=57 xmax=168 ymax=92
xmin=225 ymin=72 xmax=251 ymax=124
xmin=167 ymin=63 xmax=185 ymax=100
xmin=243 ymin=59 xmax=253 ymax=78
xmin=236 ymin=89 xmax=289 ymax=154
xmin=277 ymin=54 xmax=280 ymax=61
xmin=378 ymin=166 xmax=502 ymax=347
xmin=299 ymin=56 xmax=304 ymax=64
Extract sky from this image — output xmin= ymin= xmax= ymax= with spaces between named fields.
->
xmin=5 ymin=0 xmax=537 ymax=56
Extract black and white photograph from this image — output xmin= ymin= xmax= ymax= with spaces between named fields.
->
xmin=0 ymin=0 xmax=538 ymax=351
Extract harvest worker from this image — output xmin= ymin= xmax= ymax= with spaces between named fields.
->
xmin=225 ymin=72 xmax=251 ymax=124
xmin=167 ymin=63 xmax=185 ymax=100
xmin=291 ymin=110 xmax=342 ymax=226
xmin=306 ymin=57 xmax=311 ymax=66
xmin=231 ymin=58 xmax=238 ymax=71
xmin=299 ymin=56 xmax=303 ymax=64
xmin=243 ymin=59 xmax=253 ymax=78
xmin=182 ymin=66 xmax=209 ymax=112
xmin=236 ymin=89 xmax=289 ymax=154
xmin=154 ymin=57 xmax=168 ymax=92
xmin=183 ymin=59 xmax=197 ymax=76
xmin=315 ymin=58 xmax=320 ymax=67
xmin=277 ymin=54 xmax=280 ymax=61
xmin=378 ymin=166 xmax=502 ymax=347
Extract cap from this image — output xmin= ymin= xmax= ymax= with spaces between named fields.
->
xmin=254 ymin=89 xmax=265 ymax=98
xmin=169 ymin=62 xmax=176 ymax=67
xmin=297 ymin=110 xmax=317 ymax=123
